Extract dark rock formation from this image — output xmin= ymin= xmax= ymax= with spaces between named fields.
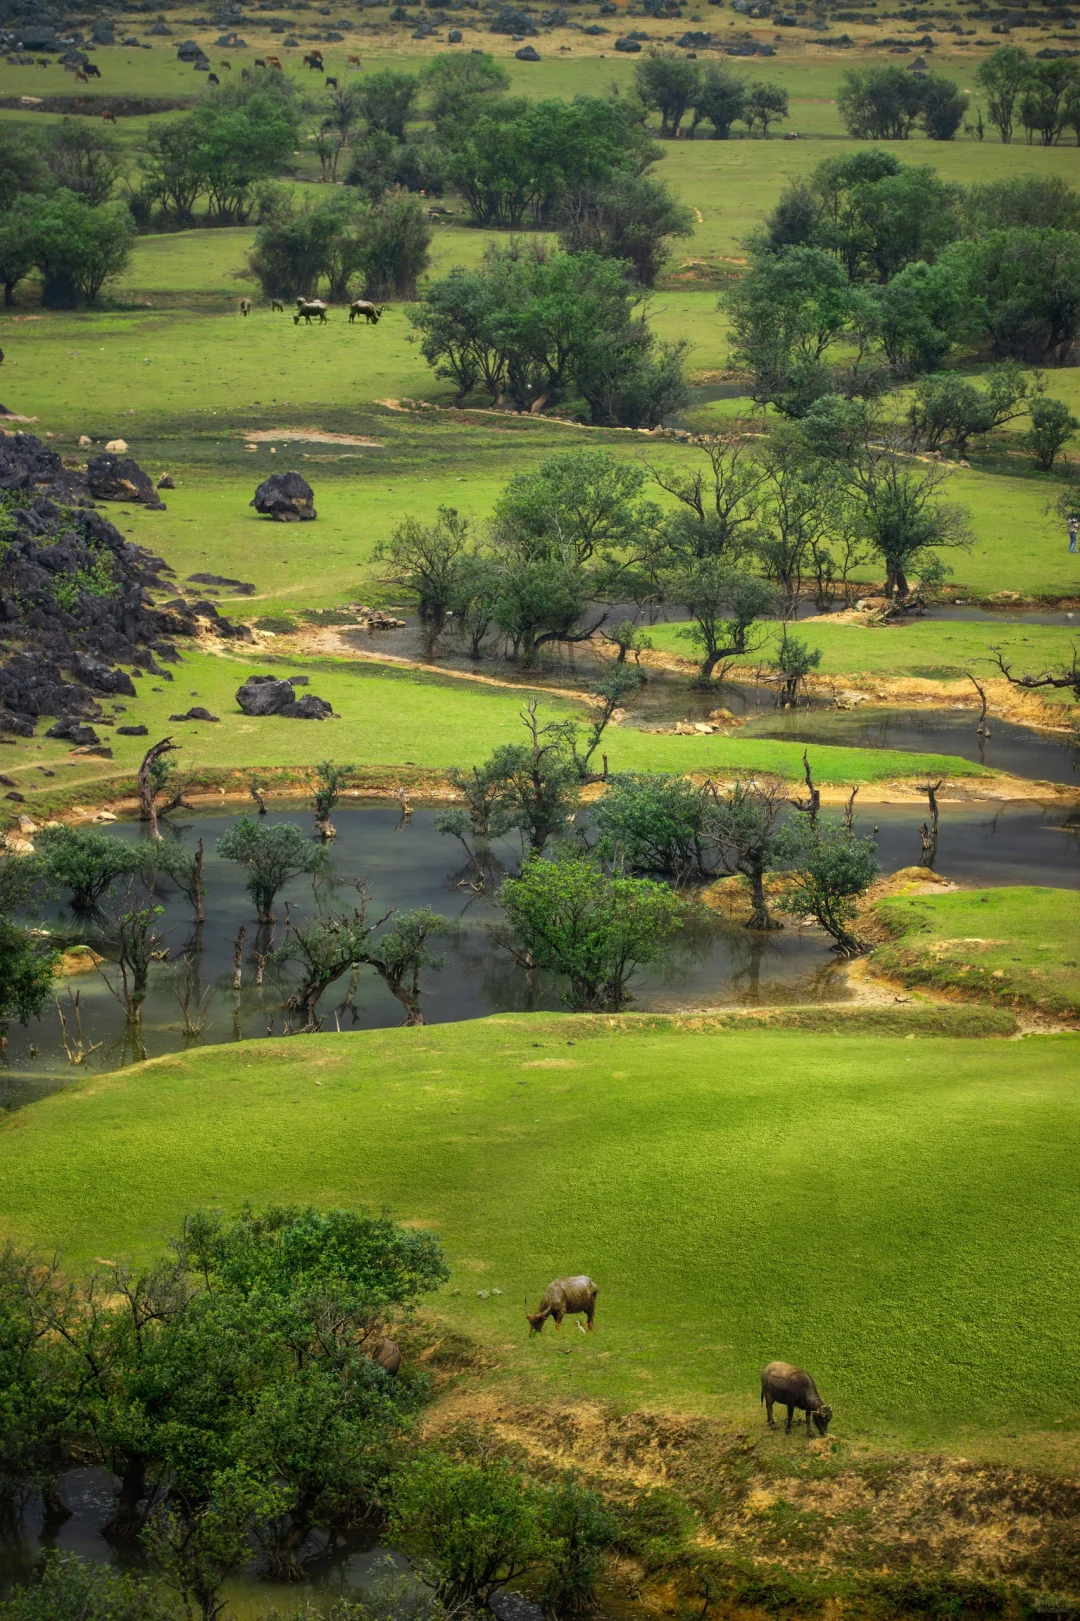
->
xmin=515 ymin=43 xmax=540 ymax=58
xmin=46 ymin=719 xmax=101 ymax=745
xmin=250 ymin=471 xmax=316 ymax=522
xmin=87 ymin=452 xmax=166 ymax=510
xmin=169 ymin=706 xmax=219 ymax=722
xmin=236 ymin=674 xmax=334 ymax=719
xmin=117 ymin=724 xmax=148 ymax=736
xmin=72 ymin=653 xmax=137 ymax=696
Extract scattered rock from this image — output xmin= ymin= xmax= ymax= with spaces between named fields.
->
xmin=116 ymin=724 xmax=148 ymax=736
xmin=3 ymin=789 xmax=25 ymax=802
xmin=46 ymin=720 xmax=100 ymax=745
xmin=515 ymin=43 xmax=540 ymax=58
xmin=78 ymin=434 xmax=92 ymax=447
xmin=169 ymin=707 xmax=219 ymax=722
xmin=236 ymin=674 xmax=333 ymax=719
xmin=250 ymin=471 xmax=316 ymax=522
xmin=157 ymin=472 xmax=175 ymax=489
xmin=104 ymin=438 xmax=128 ymax=454
xmin=72 ymin=654 xmax=137 ymax=697
xmin=614 ymin=35 xmax=642 ymax=49
xmin=280 ymin=694 xmax=334 ymax=720
xmin=87 ymin=451 xmax=166 ymax=509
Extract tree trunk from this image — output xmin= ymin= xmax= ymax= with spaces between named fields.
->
xmin=103 ymin=1457 xmax=148 ymax=1538
xmin=137 ymin=737 xmax=177 ymax=837
xmin=746 ymin=864 xmax=779 ymax=931
xmin=192 ymin=839 xmax=205 ymax=923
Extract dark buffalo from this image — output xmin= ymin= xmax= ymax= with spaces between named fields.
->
xmin=372 ymin=1337 xmax=401 ymax=1374
xmin=527 ymin=1275 xmax=597 ymax=1334
xmin=349 ymin=300 xmax=383 ymax=325
xmin=294 ymin=298 xmax=328 ymax=325
xmin=760 ymin=1361 xmax=832 ymax=1435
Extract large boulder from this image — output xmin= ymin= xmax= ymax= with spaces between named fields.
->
xmin=72 ymin=653 xmax=137 ymax=696
xmin=46 ymin=719 xmax=101 ymax=746
xmin=86 ymin=452 xmax=166 ymax=509
xmin=250 ymin=471 xmax=316 ymax=522
xmin=236 ymin=675 xmax=333 ymax=718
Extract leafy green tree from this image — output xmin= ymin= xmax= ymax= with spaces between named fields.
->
xmin=375 ymin=509 xmax=472 ymax=659
xmin=691 ymin=63 xmax=748 ymax=138
xmin=190 ymin=93 xmax=300 ymax=222
xmin=745 ymin=81 xmax=789 ymax=138
xmin=594 ymin=773 xmax=720 ymax=881
xmin=311 ymin=761 xmax=354 ymax=840
xmin=634 ymin=50 xmax=702 ymax=137
xmin=499 ymin=853 xmax=681 ymax=1010
xmin=975 ymin=45 xmax=1032 ymax=143
xmin=1018 ymin=58 xmax=1079 ymax=146
xmin=0 ymin=1247 xmax=76 ymax=1501
xmin=711 ymin=778 xmax=789 ymax=930
xmin=909 ymin=363 xmax=1033 ymax=455
xmin=391 ymin=1450 xmax=551 ymax=1606
xmin=357 ymin=194 xmax=431 ymax=300
xmin=557 ymin=170 xmax=693 ymax=287
xmin=836 ymin=66 xmax=926 ymax=141
xmin=0 ymin=1555 xmax=178 ymax=1621
xmin=871 ymin=259 xmax=964 ymax=376
xmin=144 ymin=1464 xmax=287 ymax=1621
xmin=725 ymin=245 xmax=857 ymax=415
xmin=0 ymin=126 xmax=51 ymax=213
xmin=648 ymin=435 xmax=768 ymax=566
xmin=23 ymin=192 xmax=134 ymax=308
xmin=364 ymin=908 xmax=446 ymax=1027
xmin=492 ymin=449 xmax=659 ymax=569
xmin=841 ymin=442 xmax=972 ymax=599
xmin=246 ymin=190 xmax=365 ymax=301
xmin=355 ymin=69 xmax=420 ymax=138
xmin=1023 ymin=395 xmax=1079 ymax=472
xmin=140 ymin=119 xmax=205 ymax=225
xmin=919 ymin=75 xmax=967 ymax=141
xmin=941 ymin=227 xmax=1080 ymax=360
xmin=450 ymin=551 xmax=502 ymax=659
xmin=46 ymin=118 xmax=122 ymax=206
xmin=0 ymin=203 xmax=38 ymax=307
xmin=216 ymin=817 xmax=327 ymax=924
xmin=421 ymin=51 xmax=510 ymax=137
xmin=150 ymin=839 xmax=205 ymax=924
xmin=778 ymin=814 xmax=879 ymax=955
xmin=966 ymin=174 xmax=1080 ymax=234
xmin=768 ymin=627 xmax=822 ymax=706
xmin=541 ymin=1478 xmax=621 ymax=1617
xmin=36 ymin=825 xmax=147 ymax=912
xmin=0 ymin=917 xmax=57 ymax=1050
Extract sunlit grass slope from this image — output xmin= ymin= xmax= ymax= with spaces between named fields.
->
xmin=0 ymin=1017 xmax=1077 ymax=1446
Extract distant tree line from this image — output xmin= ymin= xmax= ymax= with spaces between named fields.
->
xmin=835 ymin=49 xmax=1080 ymax=147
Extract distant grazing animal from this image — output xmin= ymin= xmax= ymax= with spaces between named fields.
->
xmin=37 ymin=57 xmax=49 ymax=67
xmin=325 ymin=75 xmax=337 ymax=87
xmin=760 ymin=1362 xmax=833 ymax=1436
xmin=265 ymin=54 xmax=281 ymax=68
xmin=239 ymin=298 xmax=251 ymax=317
xmin=303 ymin=51 xmax=323 ymax=68
xmin=84 ymin=61 xmax=101 ymax=78
xmin=346 ymin=53 xmax=360 ymax=65
xmin=207 ymin=71 xmax=219 ymax=84
xmin=372 ymin=1337 xmax=401 ymax=1374
xmin=294 ymin=298 xmax=328 ymax=325
xmin=219 ymin=58 xmax=231 ymax=68
xmin=527 ymin=1275 xmax=598 ymax=1334
xmin=271 ymin=298 xmax=284 ymax=313
xmin=349 ymin=299 xmax=383 ymax=325
xmin=74 ymin=67 xmax=88 ymax=82
xmin=254 ymin=58 xmax=265 ymax=67
xmin=101 ymin=107 xmax=117 ymax=123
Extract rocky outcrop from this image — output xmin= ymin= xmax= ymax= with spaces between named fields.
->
xmin=250 ymin=471 xmax=316 ymax=522
xmin=87 ymin=451 xmax=167 ymax=510
xmin=236 ymin=674 xmax=334 ymax=719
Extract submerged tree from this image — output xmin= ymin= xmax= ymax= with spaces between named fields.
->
xmin=310 ymin=761 xmax=355 ymax=841
xmin=216 ymin=818 xmax=327 ymax=924
xmin=777 ymin=813 xmax=879 ymax=955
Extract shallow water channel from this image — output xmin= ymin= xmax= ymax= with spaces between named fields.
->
xmin=4 ymin=797 xmax=1079 ymax=1114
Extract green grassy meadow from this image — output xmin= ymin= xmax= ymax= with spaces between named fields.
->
xmin=1 ymin=1016 xmax=1078 ymax=1449
xmin=872 ymin=886 xmax=1080 ymax=1016
xmin=0 ymin=648 xmax=990 ymax=815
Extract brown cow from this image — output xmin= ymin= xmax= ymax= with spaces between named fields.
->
xmin=346 ymin=53 xmax=361 ymax=66
xmin=760 ymin=1362 xmax=833 ymax=1436
xmin=74 ymin=67 xmax=88 ymax=82
xmin=265 ymin=55 xmax=282 ymax=68
xmin=527 ymin=1275 xmax=598 ymax=1333
xmin=101 ymin=108 xmax=117 ymax=123
xmin=348 ymin=300 xmax=383 ymax=325
xmin=219 ymin=59 xmax=232 ymax=69
xmin=372 ymin=1337 xmax=401 ymax=1374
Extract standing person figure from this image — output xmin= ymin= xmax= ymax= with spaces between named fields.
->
xmin=1069 ymin=516 xmax=1078 ymax=554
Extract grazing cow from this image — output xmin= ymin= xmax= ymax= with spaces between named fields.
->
xmin=85 ymin=61 xmax=101 ymax=78
xmin=254 ymin=58 xmax=265 ymax=67
xmin=372 ymin=1337 xmax=401 ymax=1374
xmin=272 ymin=299 xmax=284 ymax=313
xmin=241 ymin=67 xmax=250 ymax=79
xmin=294 ymin=298 xmax=328 ymax=325
xmin=346 ymin=53 xmax=361 ymax=65
xmin=527 ymin=1276 xmax=598 ymax=1334
xmin=74 ymin=67 xmax=88 ymax=82
xmin=265 ymin=55 xmax=282 ymax=68
xmin=303 ymin=51 xmax=323 ymax=69
xmin=219 ymin=58 xmax=231 ymax=69
xmin=208 ymin=71 xmax=219 ymax=84
xmin=760 ymin=1362 xmax=833 ymax=1436
xmin=325 ymin=75 xmax=338 ymax=87
xmin=240 ymin=298 xmax=251 ymax=317
xmin=349 ymin=300 xmax=383 ymax=325
xmin=37 ymin=58 xmax=49 ymax=67
xmin=101 ymin=108 xmax=117 ymax=123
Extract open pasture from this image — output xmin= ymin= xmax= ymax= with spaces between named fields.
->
xmin=0 ymin=1015 xmax=1078 ymax=1455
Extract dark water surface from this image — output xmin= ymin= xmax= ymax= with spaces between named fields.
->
xmin=3 ymin=798 xmax=1078 ymax=1114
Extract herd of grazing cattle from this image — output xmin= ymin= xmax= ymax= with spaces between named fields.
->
xmin=238 ymin=296 xmax=385 ymax=325
xmin=526 ymin=1276 xmax=834 ymax=1436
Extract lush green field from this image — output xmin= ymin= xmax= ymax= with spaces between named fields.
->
xmin=1 ymin=1015 xmax=1077 ymax=1448
xmin=0 ymin=648 xmax=989 ymax=817
xmin=873 ymin=886 xmax=1080 ymax=1016
xmin=647 ymin=615 xmax=1080 ymax=686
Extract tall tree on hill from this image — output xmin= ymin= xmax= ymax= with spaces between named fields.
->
xmin=975 ymin=44 xmax=1032 ymax=143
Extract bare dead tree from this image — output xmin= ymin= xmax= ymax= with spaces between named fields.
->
xmin=966 ymin=672 xmax=991 ymax=739
xmin=790 ymin=750 xmax=820 ymax=827
xmin=249 ymin=778 xmax=269 ymax=816
xmin=173 ymin=953 xmax=213 ymax=1040
xmin=917 ymin=778 xmax=944 ymax=868
xmin=98 ymin=895 xmax=168 ymax=1026
xmin=989 ymin=644 xmax=1080 ymax=703
xmin=137 ymin=737 xmax=177 ymax=838
xmin=844 ymin=785 xmax=859 ymax=831
xmin=55 ymin=988 xmax=103 ymax=1065
xmin=232 ymin=925 xmax=246 ymax=993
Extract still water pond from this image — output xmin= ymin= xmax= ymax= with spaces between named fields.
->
xmin=3 ymin=799 xmax=1079 ymax=1112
